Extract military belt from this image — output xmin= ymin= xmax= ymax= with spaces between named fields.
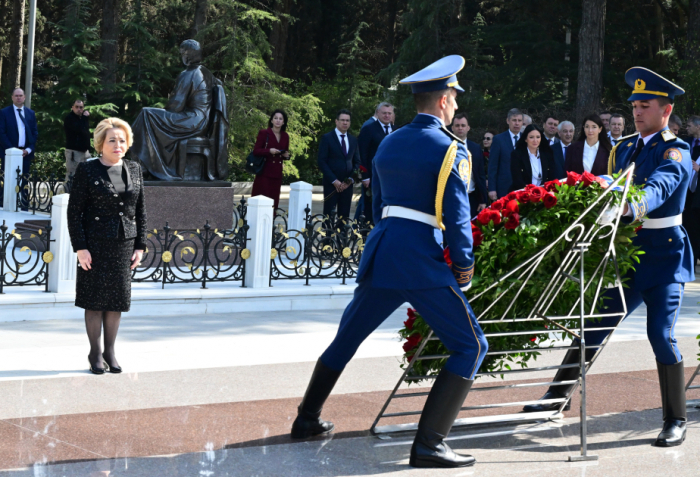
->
xmin=381 ymin=206 xmax=439 ymax=228
xmin=641 ymin=214 xmax=682 ymax=229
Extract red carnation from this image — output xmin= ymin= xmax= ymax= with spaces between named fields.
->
xmin=506 ymin=191 xmax=519 ymax=201
xmin=491 ymin=199 xmax=505 ymax=211
xmin=472 ymin=227 xmax=484 ymax=247
xmin=404 ymin=308 xmax=417 ymax=330
xmin=581 ymin=171 xmax=596 ymax=187
xmin=503 ymin=199 xmax=519 ymax=217
xmin=476 ymin=208 xmax=492 ymax=225
xmin=566 ymin=171 xmax=581 ymax=187
xmin=443 ymin=247 xmax=452 ymax=267
xmin=504 ymin=213 xmax=520 ymax=230
xmin=543 ymin=192 xmax=557 ymax=209
xmin=359 ymin=165 xmax=368 ymax=173
xmin=544 ymin=179 xmax=561 ymax=192
xmin=529 ymin=186 xmax=546 ymax=203
xmin=489 ymin=209 xmax=502 ymax=225
xmin=515 ymin=190 xmax=530 ymax=203
xmin=403 ymin=333 xmax=422 ymax=353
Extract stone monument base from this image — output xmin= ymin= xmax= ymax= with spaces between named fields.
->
xmin=144 ymin=183 xmax=234 ymax=231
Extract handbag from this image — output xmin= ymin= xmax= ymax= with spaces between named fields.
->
xmin=245 ymin=131 xmax=269 ymax=175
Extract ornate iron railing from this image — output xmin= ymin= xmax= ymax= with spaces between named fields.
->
xmin=14 ymin=167 xmax=71 ymax=215
xmin=270 ymin=208 xmax=371 ymax=285
xmin=132 ymin=220 xmax=249 ymax=289
xmin=0 ymin=220 xmax=52 ymax=293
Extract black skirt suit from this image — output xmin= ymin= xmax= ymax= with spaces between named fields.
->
xmin=509 ymin=147 xmax=556 ymax=192
xmin=67 ymin=159 xmax=148 ymax=312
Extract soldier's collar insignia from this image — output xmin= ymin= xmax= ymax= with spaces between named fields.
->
xmin=627 ymin=142 xmax=633 ymax=147
xmin=651 ymin=142 xmax=658 ymax=148
xmin=664 ymin=148 xmax=682 ymax=162
xmin=661 ymin=130 xmax=677 ymax=142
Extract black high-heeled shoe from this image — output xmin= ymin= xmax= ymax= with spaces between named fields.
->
xmin=102 ymin=354 xmax=122 ymax=374
xmin=88 ymin=356 xmax=105 ymax=375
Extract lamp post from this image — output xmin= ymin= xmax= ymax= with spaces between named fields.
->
xmin=24 ymin=0 xmax=37 ymax=109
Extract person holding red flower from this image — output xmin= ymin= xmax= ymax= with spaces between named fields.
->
xmin=290 ymin=56 xmax=488 ymax=469
xmin=525 ymin=67 xmax=694 ymax=449
xmin=509 ymin=124 xmax=557 ymax=192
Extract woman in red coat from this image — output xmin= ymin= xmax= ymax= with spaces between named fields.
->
xmin=251 ymin=109 xmax=290 ymax=209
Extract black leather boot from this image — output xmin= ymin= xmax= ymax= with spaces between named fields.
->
xmin=409 ymin=369 xmax=476 ymax=468
xmin=522 ymin=348 xmax=596 ymax=413
xmin=291 ymin=359 xmax=342 ymax=439
xmin=654 ymin=360 xmax=687 ymax=447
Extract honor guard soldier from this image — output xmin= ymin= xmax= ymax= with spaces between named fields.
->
xmin=524 ymin=67 xmax=693 ymax=447
xmin=290 ymin=56 xmax=488 ymax=468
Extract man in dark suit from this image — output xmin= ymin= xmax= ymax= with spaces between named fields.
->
xmin=451 ymin=113 xmax=486 ymax=216
xmin=682 ymin=115 xmax=700 ymax=266
xmin=318 ymin=109 xmax=361 ymax=222
xmin=358 ymin=102 xmax=394 ymax=224
xmin=488 ymin=108 xmax=523 ymax=199
xmin=551 ymin=120 xmax=575 ymax=178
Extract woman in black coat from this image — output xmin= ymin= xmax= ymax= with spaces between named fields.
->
xmin=565 ymin=114 xmax=612 ymax=176
xmin=509 ymin=124 xmax=556 ymax=192
xmin=67 ymin=118 xmax=148 ymax=375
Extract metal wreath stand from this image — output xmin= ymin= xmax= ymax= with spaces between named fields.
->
xmin=371 ymin=164 xmax=639 ymax=462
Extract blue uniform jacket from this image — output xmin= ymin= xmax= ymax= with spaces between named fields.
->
xmin=611 ymin=127 xmax=695 ymax=290
xmin=356 ymin=114 xmax=474 ymax=290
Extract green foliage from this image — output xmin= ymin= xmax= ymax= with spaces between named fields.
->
xmin=32 ymin=0 xmax=117 ymax=161
xmin=203 ymin=0 xmax=326 ymax=182
xmin=399 ymin=177 xmax=645 ymax=382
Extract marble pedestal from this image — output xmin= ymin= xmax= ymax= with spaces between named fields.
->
xmin=144 ymin=183 xmax=234 ymax=231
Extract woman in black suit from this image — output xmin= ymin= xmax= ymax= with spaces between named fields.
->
xmin=509 ymin=124 xmax=556 ymax=192
xmin=67 ymin=118 xmax=148 ymax=375
xmin=565 ymin=114 xmax=612 ymax=176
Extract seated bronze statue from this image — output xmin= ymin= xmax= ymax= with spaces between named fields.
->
xmin=131 ymin=39 xmax=229 ymax=181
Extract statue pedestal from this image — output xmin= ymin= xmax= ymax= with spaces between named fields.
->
xmin=144 ymin=182 xmax=234 ymax=230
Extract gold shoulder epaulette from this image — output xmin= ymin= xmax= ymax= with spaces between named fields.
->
xmin=607 ymin=134 xmax=638 ymax=175
xmin=435 ymin=140 xmax=458 ymax=230
xmin=440 ymin=126 xmax=466 ymax=145
xmin=661 ymin=130 xmax=677 ymax=142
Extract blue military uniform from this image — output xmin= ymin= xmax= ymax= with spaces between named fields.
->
xmin=525 ymin=67 xmax=692 ymax=448
xmin=292 ymin=56 xmax=486 ymax=468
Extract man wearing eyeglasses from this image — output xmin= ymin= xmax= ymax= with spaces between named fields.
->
xmin=63 ymin=99 xmax=92 ymax=181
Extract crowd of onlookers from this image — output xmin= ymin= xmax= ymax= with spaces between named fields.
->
xmin=304 ymin=103 xmax=700 ymax=224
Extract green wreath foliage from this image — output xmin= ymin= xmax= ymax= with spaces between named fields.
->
xmin=399 ymin=172 xmax=645 ymax=383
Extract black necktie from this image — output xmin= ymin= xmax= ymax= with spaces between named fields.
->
xmin=692 ymin=142 xmax=700 ymax=161
xmin=629 ymin=138 xmax=645 ymax=164
xmin=340 ymin=134 xmax=347 ymax=157
xmin=513 ymin=135 xmax=518 ymax=148
xmin=17 ymin=109 xmax=28 ymax=147
xmin=384 ymin=125 xmax=390 ymax=136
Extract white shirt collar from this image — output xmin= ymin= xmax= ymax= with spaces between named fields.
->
xmin=510 ymin=130 xmax=521 ymax=138
xmin=335 ymin=128 xmax=348 ymax=138
xmin=416 ymin=113 xmax=445 ymax=127
xmin=584 ymin=140 xmax=600 ymax=152
xmin=14 ymin=105 xmax=24 ymax=112
xmin=378 ymin=121 xmax=393 ymax=132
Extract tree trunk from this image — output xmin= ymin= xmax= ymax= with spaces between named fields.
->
xmin=688 ymin=0 xmax=700 ymax=69
xmin=191 ymin=0 xmax=208 ymax=39
xmin=266 ymin=0 xmax=291 ymax=74
xmin=9 ymin=0 xmax=25 ymax=89
xmin=100 ymin=0 xmax=120 ymax=94
xmin=575 ymin=0 xmax=606 ymax=126
xmin=385 ymin=0 xmax=399 ymax=64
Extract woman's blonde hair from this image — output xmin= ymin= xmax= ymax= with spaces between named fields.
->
xmin=94 ymin=118 xmax=133 ymax=154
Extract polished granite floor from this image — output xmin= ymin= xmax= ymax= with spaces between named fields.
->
xmin=0 ymin=285 xmax=698 ymax=476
